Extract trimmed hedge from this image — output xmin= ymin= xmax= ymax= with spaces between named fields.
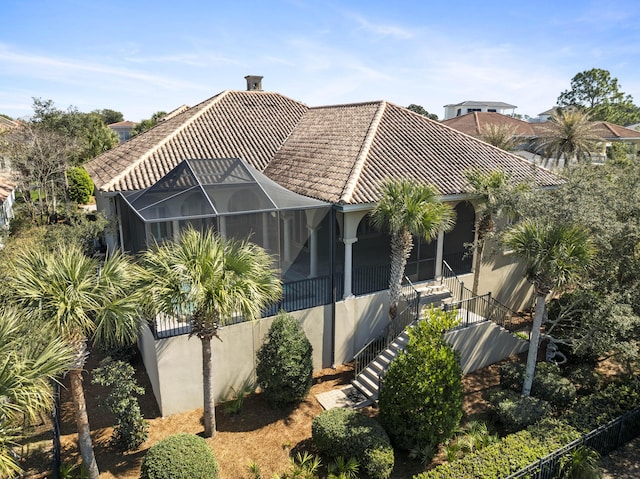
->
xmin=256 ymin=311 xmax=313 ymax=407
xmin=415 ymin=419 xmax=581 ymax=479
xmin=312 ymin=408 xmax=394 ymax=479
xmin=140 ymin=434 xmax=219 ymax=479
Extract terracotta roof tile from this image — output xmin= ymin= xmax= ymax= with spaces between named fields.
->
xmin=86 ymin=90 xmax=561 ymax=205
xmin=441 ymin=112 xmax=537 ymax=137
xmin=267 ymin=102 xmax=559 ymax=204
xmin=85 ymin=90 xmax=307 ymax=192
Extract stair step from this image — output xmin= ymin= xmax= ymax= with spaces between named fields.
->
xmin=352 ymin=378 xmax=377 ymax=399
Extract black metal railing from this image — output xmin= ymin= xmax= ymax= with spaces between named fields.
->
xmin=353 ymin=276 xmax=420 ymax=377
xmin=441 ymin=260 xmax=520 ymax=332
xmin=443 ymin=250 xmax=472 ymax=275
xmin=151 ymin=311 xmax=192 ymax=339
xmin=353 ymin=264 xmax=390 ymax=295
xmin=263 ymin=275 xmax=332 ymax=317
xmin=505 ymin=407 xmax=640 ymax=479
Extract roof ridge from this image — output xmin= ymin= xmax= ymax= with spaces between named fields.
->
xmin=340 ymin=101 xmax=387 ymax=204
xmin=103 ymin=91 xmax=231 ymax=191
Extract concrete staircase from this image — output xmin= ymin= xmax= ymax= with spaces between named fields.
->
xmin=351 ymin=329 xmax=410 ymax=402
xmin=350 ymin=281 xmax=454 ymax=403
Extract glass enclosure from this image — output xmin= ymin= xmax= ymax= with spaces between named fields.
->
xmin=118 ymin=158 xmax=332 ymax=282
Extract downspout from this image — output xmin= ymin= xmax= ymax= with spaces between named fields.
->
xmin=330 ymin=206 xmax=336 ymax=368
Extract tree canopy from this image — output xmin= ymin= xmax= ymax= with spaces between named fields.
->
xmin=30 ymin=98 xmax=119 ymax=164
xmin=557 ymin=68 xmax=640 ymax=125
xmin=132 ymin=111 xmax=167 ymax=136
xmin=407 ymin=104 xmax=438 ymax=121
xmin=512 ymin=160 xmax=640 ymax=373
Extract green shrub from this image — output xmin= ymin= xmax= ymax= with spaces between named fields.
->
xmin=416 ymin=419 xmax=581 ymax=479
xmin=557 ymin=446 xmax=601 ymax=479
xmin=567 ymin=364 xmax=601 ymax=395
xmin=256 ymin=311 xmax=313 ymax=407
xmin=91 ymin=358 xmax=148 ymax=451
xmin=140 ymin=434 xmax=219 ymax=479
xmin=533 ymin=366 xmax=577 ymax=407
xmin=487 ymin=388 xmax=550 ymax=432
xmin=499 ymin=361 xmax=576 ymax=407
xmin=67 ymin=167 xmax=94 ymax=204
xmin=564 ymin=381 xmax=640 ymax=432
xmin=312 ymin=408 xmax=394 ymax=479
xmin=379 ymin=307 xmax=463 ymax=451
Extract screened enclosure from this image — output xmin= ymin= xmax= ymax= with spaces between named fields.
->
xmin=118 ymin=158 xmax=333 ymax=284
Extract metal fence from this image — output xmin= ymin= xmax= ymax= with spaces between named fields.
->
xmin=505 ymin=407 xmax=640 ymax=479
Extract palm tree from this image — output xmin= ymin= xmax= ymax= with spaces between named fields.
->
xmin=138 ymin=227 xmax=281 ymax=437
xmin=0 ymin=308 xmax=75 ymax=478
xmin=479 ymin=123 xmax=519 ymax=151
xmin=503 ymin=220 xmax=594 ymax=396
xmin=534 ymin=109 xmax=601 ymax=168
xmin=7 ymin=244 xmax=143 ymax=479
xmin=370 ymin=179 xmax=455 ymax=321
xmin=465 ymin=169 xmax=513 ymax=296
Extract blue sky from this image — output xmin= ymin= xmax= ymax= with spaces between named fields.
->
xmin=2 ymin=0 xmax=640 ymax=122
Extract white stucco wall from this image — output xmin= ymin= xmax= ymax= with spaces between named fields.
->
xmin=140 ymin=292 xmax=389 ymax=417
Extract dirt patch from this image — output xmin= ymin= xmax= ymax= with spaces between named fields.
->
xmin=21 ymin=348 xmax=508 ymax=479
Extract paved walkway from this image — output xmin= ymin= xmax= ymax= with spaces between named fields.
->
xmin=315 ymin=385 xmax=370 ymax=410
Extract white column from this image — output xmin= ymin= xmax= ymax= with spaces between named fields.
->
xmin=343 ymin=238 xmax=357 ymax=298
xmin=308 ymin=225 xmax=318 ymax=277
xmin=218 ymin=216 xmax=227 ymax=238
xmin=262 ymin=213 xmax=270 ymax=250
xmin=435 ymin=231 xmax=445 ymax=279
xmin=172 ymin=220 xmax=180 ymax=241
xmin=282 ymin=216 xmax=292 ymax=263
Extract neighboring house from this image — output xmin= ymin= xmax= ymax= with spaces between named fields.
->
xmin=0 ymin=171 xmax=16 ymax=231
xmin=444 ymin=111 xmax=640 ymax=167
xmin=0 ymin=117 xmax=18 ymax=232
xmin=443 ymin=100 xmax=517 ymax=120
xmin=441 ymin=111 xmax=537 ymax=149
xmin=107 ymin=120 xmax=137 ymax=143
xmin=85 ymin=79 xmax=560 ymax=416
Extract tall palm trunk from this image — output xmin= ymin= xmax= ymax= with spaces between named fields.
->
xmin=69 ymin=369 xmax=99 ymax=479
xmin=389 ymin=229 xmax=413 ymax=321
xmin=522 ymin=293 xmax=546 ymax=396
xmin=201 ymin=336 xmax=216 ymax=437
xmin=471 ymin=237 xmax=484 ymax=296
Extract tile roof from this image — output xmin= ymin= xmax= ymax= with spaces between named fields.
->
xmin=444 ymin=100 xmax=517 ymax=109
xmin=85 ymin=90 xmax=307 ymax=192
xmin=266 ymin=102 xmax=560 ymax=204
xmin=441 ymin=112 xmax=537 ymax=138
xmin=86 ymin=90 xmax=561 ymax=205
xmin=530 ymin=120 xmax=640 ymax=141
xmin=0 ymin=171 xmax=16 ymax=202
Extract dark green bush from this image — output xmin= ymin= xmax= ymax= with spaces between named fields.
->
xmin=91 ymin=357 xmax=148 ymax=451
xmin=379 ymin=307 xmax=463 ymax=451
xmin=416 ymin=419 xmax=581 ymax=479
xmin=140 ymin=433 xmax=219 ymax=479
xmin=533 ymin=366 xmax=576 ymax=407
xmin=499 ymin=361 xmax=576 ymax=407
xmin=567 ymin=364 xmax=601 ymax=395
xmin=312 ymin=408 xmax=394 ymax=479
xmin=256 ymin=311 xmax=313 ymax=407
xmin=564 ymin=381 xmax=640 ymax=432
xmin=487 ymin=388 xmax=551 ymax=432
xmin=67 ymin=166 xmax=94 ymax=204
